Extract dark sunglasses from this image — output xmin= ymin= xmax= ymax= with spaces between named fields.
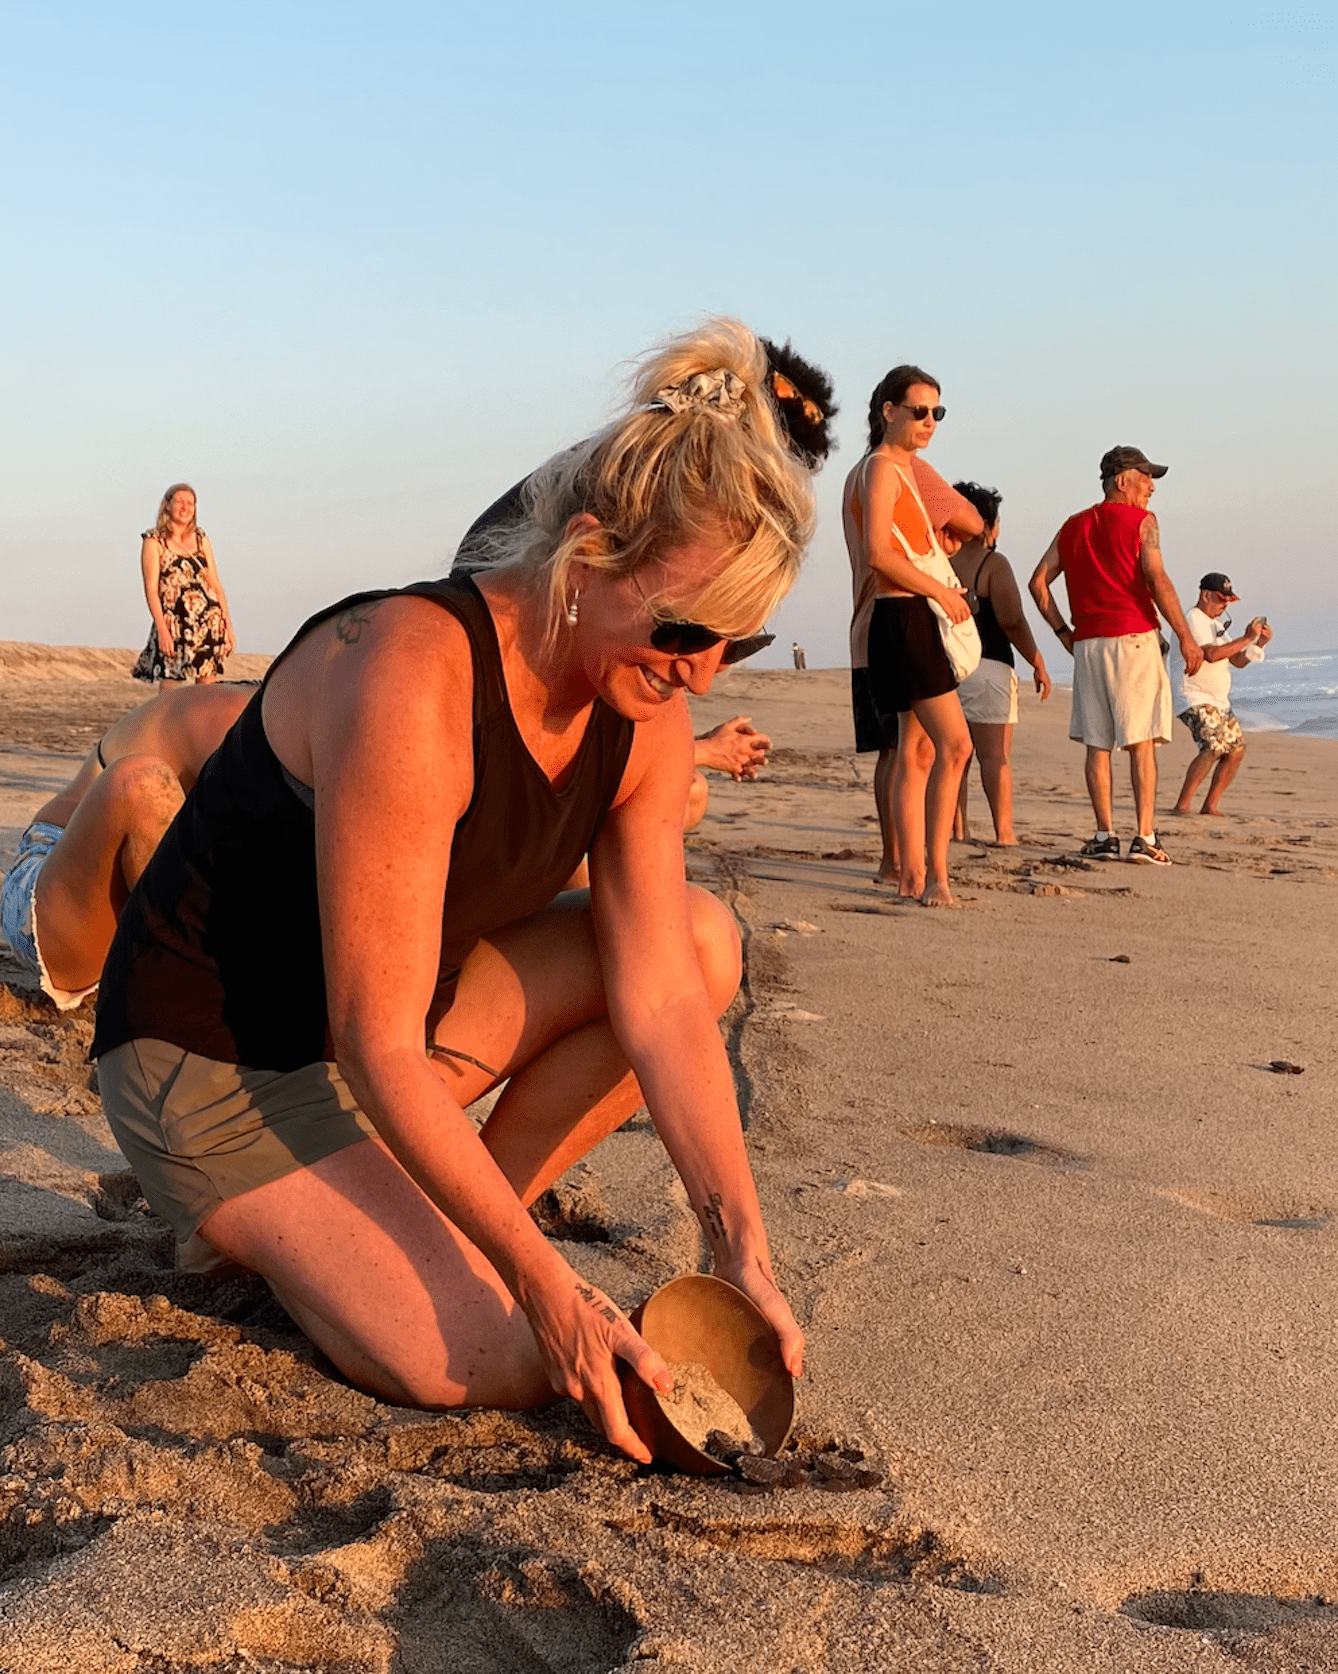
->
xmin=900 ymin=402 xmax=946 ymax=421
xmin=633 ymin=571 xmax=736 ymax=659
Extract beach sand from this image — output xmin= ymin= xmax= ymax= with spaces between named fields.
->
xmin=2 ymin=643 xmax=1337 ymax=1671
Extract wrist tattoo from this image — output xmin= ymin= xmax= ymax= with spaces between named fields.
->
xmin=574 ymin=1281 xmax=617 ymax=1324
xmin=334 ymin=602 xmax=382 ymax=645
xmin=702 ymin=1193 xmax=726 ymax=1242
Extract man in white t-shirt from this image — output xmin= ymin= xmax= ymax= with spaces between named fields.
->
xmin=1168 ymin=571 xmax=1273 ymax=816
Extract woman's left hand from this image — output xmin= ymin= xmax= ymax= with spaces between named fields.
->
xmin=714 ymin=1252 xmax=805 ymax=1379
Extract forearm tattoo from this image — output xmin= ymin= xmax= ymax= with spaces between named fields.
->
xmin=575 ymin=1281 xmax=619 ymax=1325
xmin=334 ymin=602 xmax=383 ymax=644
xmin=701 ymin=1193 xmax=726 ymax=1242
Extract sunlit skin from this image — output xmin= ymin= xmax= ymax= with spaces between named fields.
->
xmin=195 ymin=513 xmax=803 ymax=1465
xmin=847 ymin=382 xmax=974 ymax=905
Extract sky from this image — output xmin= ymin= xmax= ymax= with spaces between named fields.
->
xmin=2 ymin=1 xmax=1335 ymax=670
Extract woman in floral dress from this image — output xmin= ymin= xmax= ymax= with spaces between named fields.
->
xmin=132 ymin=483 xmax=235 ymax=683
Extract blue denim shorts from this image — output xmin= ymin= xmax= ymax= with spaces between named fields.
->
xmin=0 ymin=821 xmax=98 ymax=1010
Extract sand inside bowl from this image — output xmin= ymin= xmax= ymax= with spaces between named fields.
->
xmin=654 ymin=1360 xmax=765 ymax=1457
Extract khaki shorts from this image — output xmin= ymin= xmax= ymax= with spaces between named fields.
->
xmin=957 ymin=658 xmax=1019 ymax=726
xmin=98 ymin=1038 xmax=376 ymax=1273
xmin=1069 ymin=632 xmax=1172 ymax=750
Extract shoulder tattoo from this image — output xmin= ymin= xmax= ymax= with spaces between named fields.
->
xmin=333 ymin=602 xmax=383 ymax=645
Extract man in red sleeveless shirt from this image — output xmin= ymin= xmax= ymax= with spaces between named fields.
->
xmin=1029 ymin=446 xmax=1203 ymax=865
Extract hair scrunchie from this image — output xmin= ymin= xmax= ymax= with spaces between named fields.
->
xmin=653 ymin=368 xmax=747 ymax=418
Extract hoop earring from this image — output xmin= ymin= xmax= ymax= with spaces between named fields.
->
xmin=565 ymin=590 xmax=580 ymax=627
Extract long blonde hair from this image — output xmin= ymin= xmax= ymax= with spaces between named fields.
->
xmin=476 ymin=319 xmax=814 ymax=642
xmin=153 ymin=483 xmax=202 ymax=541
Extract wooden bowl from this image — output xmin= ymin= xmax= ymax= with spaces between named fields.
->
xmin=618 ymin=1274 xmax=795 ymax=1475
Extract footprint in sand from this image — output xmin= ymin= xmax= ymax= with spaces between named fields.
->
xmin=898 ymin=1122 xmax=1088 ymax=1170
xmin=1158 ymin=1186 xmax=1332 ymax=1231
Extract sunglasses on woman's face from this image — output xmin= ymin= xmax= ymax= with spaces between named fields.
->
xmin=633 ymin=571 xmax=731 ymax=658
xmin=900 ymin=403 xmax=946 ymax=422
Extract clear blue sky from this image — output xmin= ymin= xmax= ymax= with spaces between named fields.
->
xmin=3 ymin=1 xmax=1334 ymax=668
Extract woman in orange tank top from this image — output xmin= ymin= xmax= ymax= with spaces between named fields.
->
xmin=842 ymin=365 xmax=975 ymax=905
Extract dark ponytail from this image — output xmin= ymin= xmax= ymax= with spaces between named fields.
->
xmin=865 ymin=364 xmax=939 ymax=453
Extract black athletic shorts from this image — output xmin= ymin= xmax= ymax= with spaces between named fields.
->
xmin=867 ymin=596 xmax=958 ymax=718
xmin=851 ymin=667 xmax=898 ymax=753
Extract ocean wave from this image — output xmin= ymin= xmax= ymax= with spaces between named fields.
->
xmin=1234 ymin=708 xmax=1289 ymax=733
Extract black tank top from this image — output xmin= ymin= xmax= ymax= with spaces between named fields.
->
xmin=92 ymin=575 xmax=635 ymax=1071
xmin=968 ymin=550 xmax=1015 ymax=668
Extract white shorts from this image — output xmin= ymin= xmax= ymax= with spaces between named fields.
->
xmin=956 ymin=658 xmax=1018 ymax=726
xmin=1069 ymin=632 xmax=1172 ymax=751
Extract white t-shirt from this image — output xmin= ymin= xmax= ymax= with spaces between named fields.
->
xmin=1168 ymin=606 xmax=1233 ymax=711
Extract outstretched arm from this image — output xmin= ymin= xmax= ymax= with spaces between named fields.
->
xmin=1137 ymin=514 xmax=1203 ymax=676
xmin=591 ymin=711 xmax=804 ymax=1378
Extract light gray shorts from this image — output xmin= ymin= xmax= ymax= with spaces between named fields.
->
xmin=957 ymin=657 xmax=1019 ymax=726
xmin=1069 ymin=632 xmax=1173 ymax=751
xmin=98 ymin=1038 xmax=377 ymax=1273
xmin=0 ymin=821 xmax=99 ymax=1011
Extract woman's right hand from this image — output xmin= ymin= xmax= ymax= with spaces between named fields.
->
xmin=520 ymin=1262 xmax=673 ymax=1464
xmin=937 ymin=584 xmax=973 ymax=626
xmin=157 ymin=618 xmax=176 ymax=653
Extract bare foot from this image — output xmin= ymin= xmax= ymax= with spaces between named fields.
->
xmin=1168 ymin=807 xmax=1193 ymax=818
xmin=873 ymin=871 xmax=899 ymax=886
xmin=920 ymin=883 xmax=959 ymax=908
xmin=992 ymin=834 xmax=1019 ymax=847
xmin=1201 ymin=807 xmax=1227 ymax=817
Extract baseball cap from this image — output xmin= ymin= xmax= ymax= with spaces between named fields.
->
xmin=1100 ymin=445 xmax=1168 ymax=480
xmin=1199 ymin=572 xmax=1239 ymax=600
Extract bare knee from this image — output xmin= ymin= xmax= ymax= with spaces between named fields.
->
xmin=683 ymin=771 xmax=710 ymax=833
xmin=687 ymin=885 xmax=741 ymax=1015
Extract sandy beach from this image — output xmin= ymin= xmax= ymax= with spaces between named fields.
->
xmin=2 ymin=642 xmax=1337 ymax=1672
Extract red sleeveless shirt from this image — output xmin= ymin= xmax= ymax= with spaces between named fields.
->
xmin=1056 ymin=502 xmax=1157 ymax=640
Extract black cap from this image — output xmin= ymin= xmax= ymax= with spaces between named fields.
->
xmin=1198 ymin=572 xmax=1239 ymax=601
xmin=1100 ymin=445 xmax=1168 ymax=481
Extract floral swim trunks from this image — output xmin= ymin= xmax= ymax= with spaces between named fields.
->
xmin=1178 ymin=704 xmax=1244 ymax=758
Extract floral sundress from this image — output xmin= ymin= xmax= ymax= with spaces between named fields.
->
xmin=131 ymin=530 xmax=229 ymax=683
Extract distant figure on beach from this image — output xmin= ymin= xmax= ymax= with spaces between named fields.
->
xmin=92 ymin=319 xmax=808 ymax=1458
xmin=848 ymin=461 xmax=983 ymax=881
xmin=1029 ymin=446 xmax=1203 ymax=867
xmin=132 ymin=484 xmax=234 ymax=684
xmin=843 ymin=365 xmax=979 ymax=905
xmin=1168 ymin=572 xmax=1273 ymax=817
xmin=791 ymin=642 xmax=807 ymax=670
xmin=946 ymin=482 xmax=1052 ymax=845
xmin=0 ymin=683 xmax=255 ymax=1010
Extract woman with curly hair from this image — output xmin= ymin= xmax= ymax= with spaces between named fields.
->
xmin=132 ymin=483 xmax=235 ymax=683
xmin=94 ymin=319 xmax=811 ymax=1458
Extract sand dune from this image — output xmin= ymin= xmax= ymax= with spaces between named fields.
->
xmin=2 ymin=658 xmax=1337 ymax=1670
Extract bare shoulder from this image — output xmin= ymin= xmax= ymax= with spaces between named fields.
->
xmin=982 ymin=548 xmax=1017 ymax=591
xmin=609 ymin=692 xmax=694 ymax=813
xmin=1139 ymin=510 xmax=1161 ymax=549
xmin=318 ymin=594 xmax=474 ymax=697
